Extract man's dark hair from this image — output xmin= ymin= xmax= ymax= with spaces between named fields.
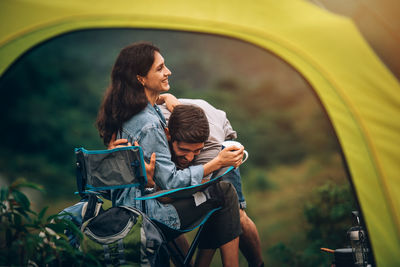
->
xmin=168 ymin=105 xmax=210 ymax=143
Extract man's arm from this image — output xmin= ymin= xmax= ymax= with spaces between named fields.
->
xmin=203 ymin=146 xmax=244 ymax=176
xmin=156 ymin=93 xmax=180 ymax=112
xmin=108 ymin=132 xmax=243 ymax=188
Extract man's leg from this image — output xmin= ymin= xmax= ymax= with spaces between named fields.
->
xmin=195 ymin=182 xmax=241 ymax=267
xmin=195 ymin=249 xmax=215 ymax=267
xmin=170 ymin=182 xmax=240 ymax=266
xmin=195 ymin=236 xmax=239 ymax=267
xmin=220 ymin=236 xmax=240 ymax=267
xmin=221 ymin=168 xmax=263 ymax=266
xmin=239 ymin=210 xmax=263 ymax=267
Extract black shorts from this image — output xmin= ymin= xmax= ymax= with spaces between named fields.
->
xmin=172 ymin=181 xmax=241 ymax=249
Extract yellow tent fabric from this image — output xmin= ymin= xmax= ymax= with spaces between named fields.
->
xmin=1 ymin=0 xmax=399 ymax=265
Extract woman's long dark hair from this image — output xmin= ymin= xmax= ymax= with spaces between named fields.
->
xmin=96 ymin=42 xmax=160 ymax=145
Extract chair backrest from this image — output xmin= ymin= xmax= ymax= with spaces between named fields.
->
xmin=75 ymin=146 xmax=147 ymax=196
xmin=73 ymin=147 xmax=171 ymax=266
xmin=73 ymin=146 xmax=235 ymax=266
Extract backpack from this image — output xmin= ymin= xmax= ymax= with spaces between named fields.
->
xmin=60 ymin=195 xmax=170 ymax=267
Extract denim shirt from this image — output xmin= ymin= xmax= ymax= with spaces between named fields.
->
xmin=111 ymin=103 xmax=204 ymax=229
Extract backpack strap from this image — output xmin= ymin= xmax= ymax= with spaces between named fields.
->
xmin=117 ymin=239 xmax=126 ymax=265
xmin=81 ymin=194 xmax=103 ymax=231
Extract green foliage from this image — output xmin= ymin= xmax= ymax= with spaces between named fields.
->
xmin=241 ymin=166 xmax=274 ymax=192
xmin=0 ymin=33 xmax=106 ymax=198
xmin=300 ymin=182 xmax=356 ymax=266
xmin=266 ymin=181 xmax=356 ymax=266
xmin=267 ymin=242 xmax=301 ymax=266
xmin=304 ymin=182 xmax=356 ymax=248
xmin=0 ymin=178 xmax=100 ymax=266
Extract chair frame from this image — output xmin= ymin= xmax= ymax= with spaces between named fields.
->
xmin=75 ymin=146 xmax=217 ymax=267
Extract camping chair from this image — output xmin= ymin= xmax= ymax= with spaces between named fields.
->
xmin=75 ymin=146 xmax=232 ymax=267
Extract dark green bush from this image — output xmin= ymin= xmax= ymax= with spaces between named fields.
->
xmin=0 ymin=178 xmax=100 ymax=266
xmin=267 ymin=181 xmax=356 ymax=266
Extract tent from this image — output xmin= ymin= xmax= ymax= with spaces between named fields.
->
xmin=1 ymin=0 xmax=399 ymax=265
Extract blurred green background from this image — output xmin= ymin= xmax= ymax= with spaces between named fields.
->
xmin=0 ymin=29 xmax=357 ymax=266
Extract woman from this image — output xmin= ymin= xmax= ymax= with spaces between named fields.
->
xmin=96 ymin=42 xmax=243 ymax=266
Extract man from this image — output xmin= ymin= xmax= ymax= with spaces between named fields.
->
xmin=158 ymin=95 xmax=264 ymax=267
xmin=111 ymin=97 xmax=263 ymax=266
xmin=110 ymin=104 xmax=243 ymax=267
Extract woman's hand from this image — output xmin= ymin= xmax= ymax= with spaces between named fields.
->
xmin=157 ymin=93 xmax=180 ymax=112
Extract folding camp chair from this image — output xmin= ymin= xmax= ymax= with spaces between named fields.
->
xmin=75 ymin=146 xmax=232 ymax=267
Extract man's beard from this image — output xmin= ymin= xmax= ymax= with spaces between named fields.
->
xmin=169 ymin=142 xmax=184 ymax=169
xmin=171 ymin=153 xmax=189 ymax=169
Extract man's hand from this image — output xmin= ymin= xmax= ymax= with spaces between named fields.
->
xmin=133 ymin=141 xmax=156 ymax=188
xmin=145 ymin=153 xmax=156 ymax=188
xmin=203 ymin=146 xmax=244 ymax=177
xmin=217 ymin=146 xmax=245 ymax=169
xmin=156 ymin=93 xmax=180 ymax=112
xmin=107 ymin=133 xmax=132 ymax=149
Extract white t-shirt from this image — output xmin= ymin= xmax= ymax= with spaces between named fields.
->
xmin=159 ymin=98 xmax=237 ymax=168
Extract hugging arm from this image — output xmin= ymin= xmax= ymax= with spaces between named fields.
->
xmin=111 ymin=129 xmax=244 ymax=190
xmin=157 ymin=93 xmax=181 ymax=112
xmin=136 ymin=126 xmax=204 ymax=189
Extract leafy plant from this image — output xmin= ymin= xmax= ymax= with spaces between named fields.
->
xmin=266 ymin=181 xmax=356 ymax=266
xmin=304 ymin=181 xmax=356 ymax=248
xmin=0 ymin=178 xmax=100 ymax=266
